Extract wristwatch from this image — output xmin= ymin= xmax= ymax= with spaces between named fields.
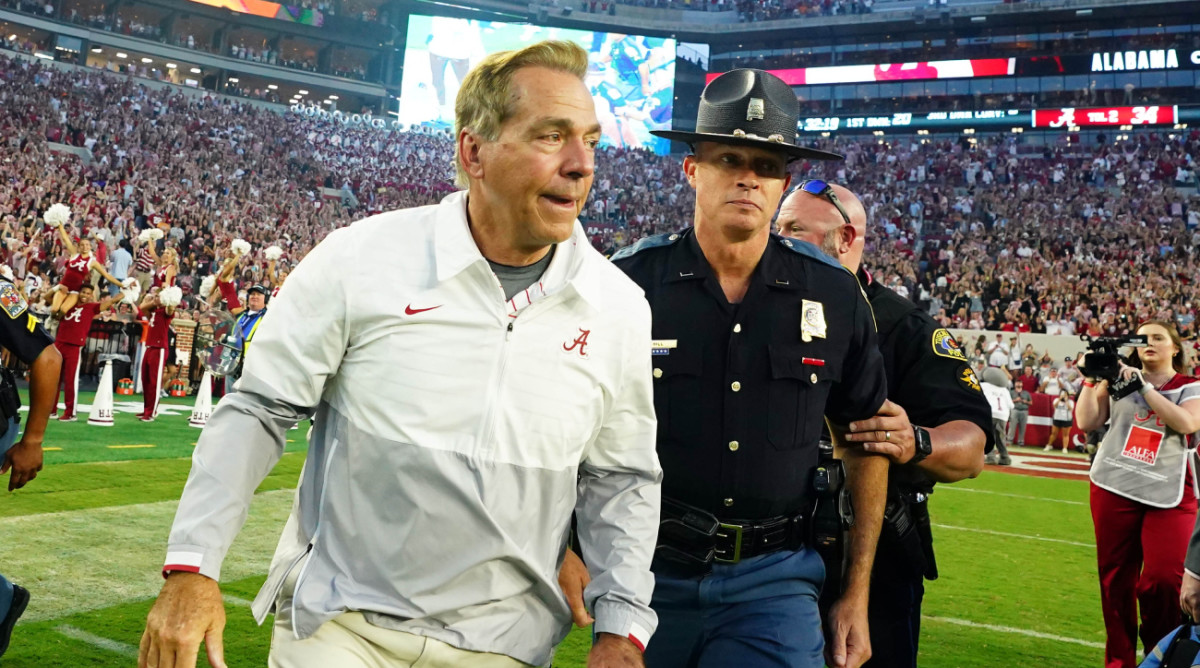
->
xmin=910 ymin=425 xmax=932 ymax=464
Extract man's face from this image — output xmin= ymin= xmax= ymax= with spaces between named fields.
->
xmin=776 ymin=195 xmax=842 ymax=258
xmin=473 ymin=67 xmax=600 ymax=251
xmin=247 ymin=291 xmax=266 ymax=311
xmin=686 ymin=142 xmax=791 ymax=240
xmin=78 ymin=287 xmax=94 ymax=304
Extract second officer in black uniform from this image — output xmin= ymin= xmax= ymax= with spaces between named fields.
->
xmin=0 ymin=271 xmax=63 ymax=659
xmin=613 ymin=69 xmax=889 ymax=668
xmin=777 ymin=182 xmax=993 ymax=668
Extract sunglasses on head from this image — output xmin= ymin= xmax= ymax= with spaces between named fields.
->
xmin=795 ymin=179 xmax=852 ymax=227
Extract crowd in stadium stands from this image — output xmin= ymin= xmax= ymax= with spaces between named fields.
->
xmin=0 ymin=51 xmax=1198 ymax=370
xmin=0 ymin=0 xmax=374 ymax=82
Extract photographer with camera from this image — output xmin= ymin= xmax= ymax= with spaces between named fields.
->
xmin=1077 ymin=321 xmax=1200 ymax=668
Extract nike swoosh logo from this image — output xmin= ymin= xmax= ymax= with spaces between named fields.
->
xmin=405 ymin=304 xmax=442 ymax=315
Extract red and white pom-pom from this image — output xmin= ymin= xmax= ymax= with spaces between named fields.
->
xmin=121 ymin=278 xmax=141 ymax=305
xmin=44 ymin=203 xmax=72 ymax=228
xmin=138 ymin=228 xmax=164 ymax=244
xmin=0 ymin=265 xmax=13 ymax=282
xmin=264 ymin=245 xmax=283 ymax=261
xmin=231 ymin=239 xmax=252 ymax=257
xmin=159 ymin=285 xmax=183 ymax=308
xmin=199 ymin=275 xmax=217 ymax=300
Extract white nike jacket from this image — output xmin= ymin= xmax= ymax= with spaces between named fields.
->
xmin=164 ymin=191 xmax=662 ymax=665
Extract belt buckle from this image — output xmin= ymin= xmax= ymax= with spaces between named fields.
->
xmin=714 ymin=523 xmax=744 ymax=564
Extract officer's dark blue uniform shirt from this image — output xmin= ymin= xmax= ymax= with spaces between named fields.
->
xmin=613 ymin=229 xmax=888 ymax=519
xmin=0 ymin=279 xmax=53 ymax=365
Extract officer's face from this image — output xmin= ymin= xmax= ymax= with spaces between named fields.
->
xmin=685 ymin=143 xmax=791 ymax=239
xmin=248 ymin=292 xmax=266 ymax=311
xmin=468 ymin=67 xmax=601 ymax=252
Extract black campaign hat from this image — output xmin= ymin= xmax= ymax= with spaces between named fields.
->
xmin=652 ymin=69 xmax=843 ymax=162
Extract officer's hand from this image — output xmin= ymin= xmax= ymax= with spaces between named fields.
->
xmin=1183 ymin=571 xmax=1200 ymax=622
xmin=825 ymin=593 xmax=872 ymax=668
xmin=586 ymin=633 xmax=644 ymax=668
xmin=845 ymin=400 xmax=917 ymax=465
xmin=558 ymin=548 xmax=594 ymax=627
xmin=1 ymin=437 xmax=43 ymax=491
xmin=140 ymin=572 xmax=227 ymax=668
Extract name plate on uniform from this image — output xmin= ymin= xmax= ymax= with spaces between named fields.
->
xmin=652 ymin=339 xmax=678 ymax=356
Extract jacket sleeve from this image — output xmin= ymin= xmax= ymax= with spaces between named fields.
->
xmin=163 ymin=228 xmax=352 ymax=580
xmin=1188 ymin=508 xmax=1200 ymax=578
xmin=575 ymin=297 xmax=662 ymax=652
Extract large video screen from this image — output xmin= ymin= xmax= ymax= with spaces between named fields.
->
xmin=400 ymin=15 xmax=676 ymax=154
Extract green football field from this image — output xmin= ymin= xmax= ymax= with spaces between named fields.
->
xmin=0 ymin=391 xmax=1109 ymax=667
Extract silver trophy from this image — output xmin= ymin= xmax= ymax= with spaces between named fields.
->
xmin=193 ymin=309 xmax=243 ymax=377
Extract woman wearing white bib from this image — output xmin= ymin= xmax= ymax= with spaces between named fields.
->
xmin=1077 ymin=321 xmax=1200 ymax=668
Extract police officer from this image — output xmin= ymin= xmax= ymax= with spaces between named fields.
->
xmin=0 ymin=273 xmax=63 ymax=658
xmin=227 ymin=284 xmax=269 ymax=387
xmin=777 ymin=182 xmax=993 ymax=668
xmin=562 ymin=69 xmax=890 ymax=668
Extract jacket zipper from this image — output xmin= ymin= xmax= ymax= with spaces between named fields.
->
xmin=290 ymin=436 xmax=341 ymax=638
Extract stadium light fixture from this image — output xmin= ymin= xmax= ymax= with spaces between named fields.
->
xmin=190 ymin=67 xmax=202 ymax=74
xmin=1076 ymin=8 xmax=1092 ymax=15
xmin=328 ymin=95 xmax=339 ymax=100
xmin=141 ymin=57 xmax=152 ymax=64
xmin=970 ymin=16 xmax=985 ymax=22
xmin=228 ymin=77 xmax=238 ymax=82
xmin=298 ymin=89 xmax=308 ymax=95
xmin=268 ymin=84 xmax=278 ymax=90
xmin=34 ymin=51 xmax=53 ymax=60
xmin=166 ymin=63 xmax=176 ymax=69
xmin=91 ymin=47 xmax=102 ymax=53
xmin=116 ymin=52 xmax=127 ymax=59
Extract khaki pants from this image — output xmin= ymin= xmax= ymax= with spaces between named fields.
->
xmin=269 ymin=562 xmax=529 ymax=668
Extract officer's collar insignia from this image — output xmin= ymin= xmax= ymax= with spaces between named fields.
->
xmin=0 ymin=282 xmax=27 ymax=319
xmin=932 ymin=329 xmax=968 ymax=362
xmin=800 ymin=300 xmax=827 ymax=343
xmin=960 ymin=367 xmax=982 ymax=392
xmin=652 ymin=339 xmax=677 ymax=356
xmin=746 ymin=97 xmax=765 ymax=121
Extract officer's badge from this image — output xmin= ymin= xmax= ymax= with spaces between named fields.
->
xmin=932 ymin=329 xmax=968 ymax=361
xmin=0 ymin=282 xmax=27 ymax=319
xmin=746 ymin=97 xmax=765 ymax=121
xmin=801 ymin=300 xmax=827 ymax=343
xmin=960 ymin=367 xmax=982 ymax=392
xmin=651 ymin=339 xmax=677 ymax=356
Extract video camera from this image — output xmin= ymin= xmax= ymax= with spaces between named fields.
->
xmin=1078 ymin=334 xmax=1148 ymax=400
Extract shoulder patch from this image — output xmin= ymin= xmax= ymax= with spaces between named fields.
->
xmin=0 ymin=282 xmax=27 ymax=319
xmin=960 ymin=367 xmax=982 ymax=392
xmin=932 ymin=329 xmax=968 ymax=361
xmin=775 ymin=235 xmax=846 ymax=271
xmin=610 ymin=232 xmax=681 ymax=261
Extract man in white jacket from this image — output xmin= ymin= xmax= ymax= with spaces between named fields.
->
xmin=140 ymin=40 xmax=661 ymax=668
xmin=981 ymin=367 xmax=1014 ymax=466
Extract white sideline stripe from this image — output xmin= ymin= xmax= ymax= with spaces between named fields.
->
xmin=934 ymin=523 xmax=1093 ymax=548
xmin=55 ymin=625 xmax=139 ymax=657
xmin=923 ymin=616 xmax=1105 ymax=649
xmin=224 ymin=595 xmax=254 ymax=608
xmin=939 ymin=486 xmax=1087 ymax=506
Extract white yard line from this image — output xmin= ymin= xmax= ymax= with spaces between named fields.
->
xmin=938 ymin=486 xmax=1087 ymax=506
xmin=223 ymin=595 xmax=254 ymax=608
xmin=923 ymin=616 xmax=1105 ymax=649
xmin=933 ymin=523 xmax=1093 ymax=548
xmin=54 ymin=625 xmax=139 ymax=657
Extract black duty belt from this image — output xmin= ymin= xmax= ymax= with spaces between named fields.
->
xmin=713 ymin=513 xmax=807 ymax=564
xmin=656 ymin=497 xmax=807 ymax=573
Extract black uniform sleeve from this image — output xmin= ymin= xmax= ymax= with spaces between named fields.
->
xmin=826 ymin=286 xmax=888 ymax=426
xmin=892 ymin=316 xmax=995 ymax=452
xmin=0 ymin=284 xmax=54 ymax=365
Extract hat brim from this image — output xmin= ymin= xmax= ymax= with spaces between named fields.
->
xmin=651 ymin=130 xmax=844 ymax=162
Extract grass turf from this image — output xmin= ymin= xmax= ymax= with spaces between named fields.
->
xmin=1 ymin=396 xmax=1107 ymax=666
